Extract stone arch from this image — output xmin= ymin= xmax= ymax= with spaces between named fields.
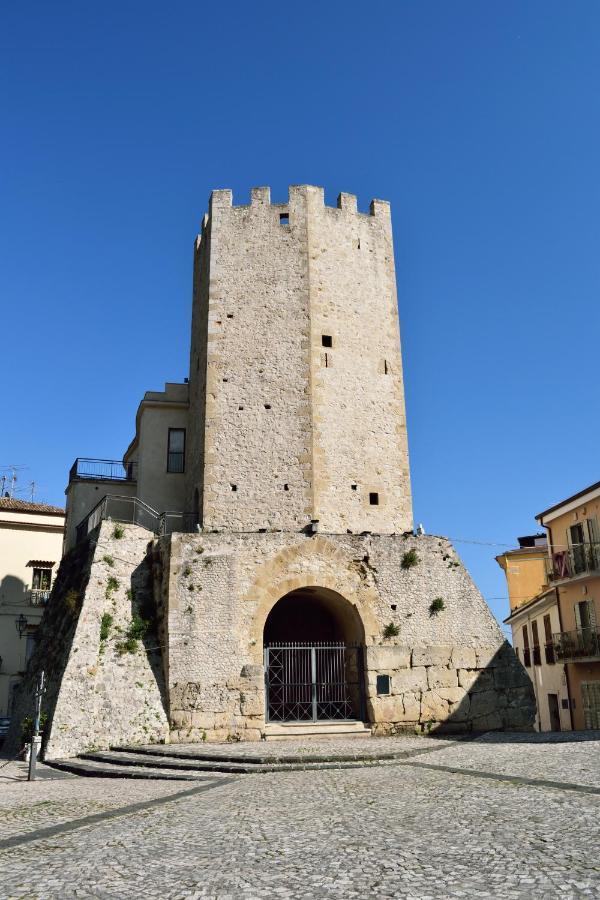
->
xmin=244 ymin=537 xmax=380 ymax=659
xmin=263 ymin=585 xmax=366 ymax=645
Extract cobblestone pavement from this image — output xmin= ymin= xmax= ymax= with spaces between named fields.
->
xmin=1 ymin=733 xmax=600 ymax=899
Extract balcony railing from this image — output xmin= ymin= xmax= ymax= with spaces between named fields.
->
xmin=75 ymin=494 xmax=199 ymax=544
xmin=553 ymin=628 xmax=600 ymax=662
xmin=69 ymin=458 xmax=137 ymax=483
xmin=29 ymin=589 xmax=51 ymax=606
xmin=545 ymin=543 xmax=600 ymax=582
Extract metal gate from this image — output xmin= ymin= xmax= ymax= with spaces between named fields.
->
xmin=264 ymin=642 xmax=366 ymax=723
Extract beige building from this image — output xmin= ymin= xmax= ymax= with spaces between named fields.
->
xmin=10 ymin=187 xmax=534 ymax=758
xmin=537 ymin=481 xmax=600 ymax=730
xmin=498 ymin=535 xmax=571 ymax=732
xmin=0 ymin=498 xmax=64 ymax=718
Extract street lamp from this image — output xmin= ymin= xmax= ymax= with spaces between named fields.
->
xmin=15 ymin=614 xmax=28 ymax=638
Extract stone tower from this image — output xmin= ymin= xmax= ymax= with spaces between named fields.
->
xmin=186 ymin=186 xmax=412 ymax=535
xmin=11 ymin=185 xmax=534 ymax=760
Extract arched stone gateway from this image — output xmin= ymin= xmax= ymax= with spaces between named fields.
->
xmin=263 ymin=587 xmax=367 ymax=724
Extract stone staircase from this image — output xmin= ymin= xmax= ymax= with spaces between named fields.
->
xmin=45 ymin=734 xmax=442 ymax=779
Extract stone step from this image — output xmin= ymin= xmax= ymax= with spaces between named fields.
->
xmin=46 ymin=758 xmax=225 ymax=781
xmin=264 ymin=721 xmax=372 ymax=741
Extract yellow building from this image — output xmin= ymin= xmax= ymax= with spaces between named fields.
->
xmin=537 ymin=480 xmax=600 ymax=731
xmin=498 ymin=534 xmax=572 ymax=732
xmin=0 ymin=498 xmax=65 ymax=719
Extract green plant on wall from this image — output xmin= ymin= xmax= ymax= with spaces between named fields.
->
xmin=100 ymin=613 xmax=113 ymax=643
xmin=383 ymin=622 xmax=400 ymax=639
xmin=115 ymin=614 xmax=150 ymax=655
xmin=401 ymin=549 xmax=419 ymax=570
xmin=106 ymin=576 xmax=119 ymax=598
xmin=429 ymin=597 xmax=446 ymax=616
xmin=113 ymin=525 xmax=124 ymax=539
xmin=102 ymin=554 xmax=115 ymax=568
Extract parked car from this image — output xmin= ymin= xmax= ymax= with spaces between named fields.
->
xmin=0 ymin=717 xmax=10 ymax=747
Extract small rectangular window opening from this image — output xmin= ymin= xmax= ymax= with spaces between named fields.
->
xmin=279 ymin=213 xmax=289 ymax=224
xmin=238 ymin=406 xmax=244 ymax=411
xmin=223 ymin=378 xmax=228 ymax=382
xmin=227 ymin=313 xmax=234 ymax=318
xmin=351 ymin=484 xmax=358 ymax=491
xmin=376 ymin=674 xmax=391 ymax=695
xmin=264 ymin=404 xmax=271 ymax=410
xmin=384 ymin=360 xmax=388 ymax=375
xmin=322 ymin=335 xmax=332 ymax=348
xmin=231 ymin=484 xmax=237 ymax=492
xmin=284 ymin=484 xmax=289 ymax=491
xmin=324 ymin=352 xmax=328 ymax=368
xmin=369 ymin=492 xmax=379 ymax=506
xmin=167 ymin=428 xmax=186 ymax=473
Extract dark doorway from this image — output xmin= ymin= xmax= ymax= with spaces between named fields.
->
xmin=263 ymin=587 xmax=366 ymax=724
xmin=548 ymin=693 xmax=561 ymax=731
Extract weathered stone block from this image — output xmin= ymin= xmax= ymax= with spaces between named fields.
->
xmin=475 ymin=646 xmax=502 ymax=668
xmin=240 ymin=692 xmax=264 ymax=717
xmin=471 ymin=712 xmax=503 ymax=731
xmin=191 ymin=711 xmax=215 ymax=729
xmin=421 ymin=691 xmax=450 ymax=721
xmin=451 ymin=647 xmax=477 ymax=669
xmin=366 ymin=645 xmax=411 ymax=671
xmin=389 ymin=666 xmax=428 ymax=693
xmin=371 ymin=696 xmax=404 ymax=722
xmin=170 ymin=710 xmax=191 ymax=729
xmin=493 ymin=663 xmax=531 ymax=691
xmin=412 ymin=646 xmax=453 ymax=667
xmin=427 ymin=666 xmax=458 ymax=690
xmin=469 ymin=689 xmax=506 ymax=718
xmin=398 ymin=691 xmax=421 ymax=722
xmin=458 ymin=669 xmax=494 ymax=692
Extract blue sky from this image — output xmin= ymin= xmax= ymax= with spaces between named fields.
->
xmin=2 ymin=2 xmax=599 ymax=632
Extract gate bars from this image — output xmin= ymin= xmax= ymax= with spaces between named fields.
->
xmin=264 ymin=642 xmax=366 ymax=724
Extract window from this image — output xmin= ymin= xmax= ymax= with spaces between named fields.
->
xmin=279 ymin=213 xmax=289 ymax=224
xmin=543 ymin=614 xmax=555 ymax=664
xmin=376 ymin=674 xmax=391 ymax=695
xmin=531 ymin=621 xmax=541 ymax=666
xmin=32 ymin=568 xmax=51 ymax=591
xmin=522 ymin=624 xmax=531 ymax=668
xmin=369 ymin=492 xmax=379 ymax=506
xmin=351 ymin=484 xmax=357 ymax=491
xmin=322 ymin=335 xmax=332 ymax=348
xmin=167 ymin=428 xmax=186 ymax=473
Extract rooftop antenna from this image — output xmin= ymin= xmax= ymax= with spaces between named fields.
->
xmin=29 ymin=481 xmax=36 ymax=502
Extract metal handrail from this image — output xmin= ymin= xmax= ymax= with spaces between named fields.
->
xmin=553 ymin=628 xmax=600 ymax=661
xmin=69 ymin=458 xmax=137 ymax=483
xmin=29 ymin=589 xmax=51 ymax=606
xmin=546 ymin=542 xmax=600 ymax=582
xmin=75 ymin=494 xmax=161 ymax=543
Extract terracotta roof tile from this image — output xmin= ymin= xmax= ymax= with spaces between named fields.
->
xmin=0 ymin=497 xmax=65 ymax=515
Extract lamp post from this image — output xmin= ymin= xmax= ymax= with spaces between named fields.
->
xmin=28 ymin=670 xmax=45 ymax=782
xmin=15 ymin=614 xmax=28 ymax=638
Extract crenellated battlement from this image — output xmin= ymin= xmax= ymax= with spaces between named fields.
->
xmin=207 ymin=185 xmax=391 ymax=220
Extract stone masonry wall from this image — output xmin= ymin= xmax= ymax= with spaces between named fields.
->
xmin=162 ymin=531 xmax=534 ymax=742
xmin=41 ymin=522 xmax=169 ymax=759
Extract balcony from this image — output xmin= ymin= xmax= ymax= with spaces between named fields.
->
xmin=69 ymin=458 xmax=137 ymax=483
xmin=28 ymin=589 xmax=51 ymax=607
xmin=553 ymin=628 xmax=600 ymax=663
xmin=545 ymin=542 xmax=600 ymax=583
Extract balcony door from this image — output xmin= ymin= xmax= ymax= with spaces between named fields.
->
xmin=569 ymin=524 xmax=586 ymax=574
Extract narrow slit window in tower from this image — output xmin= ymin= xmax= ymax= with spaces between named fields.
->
xmin=322 ymin=335 xmax=332 ymax=348
xmin=284 ymin=484 xmax=289 ymax=491
xmin=384 ymin=359 xmax=389 ymax=375
xmin=231 ymin=484 xmax=237 ymax=492
xmin=369 ymin=492 xmax=379 ymax=506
